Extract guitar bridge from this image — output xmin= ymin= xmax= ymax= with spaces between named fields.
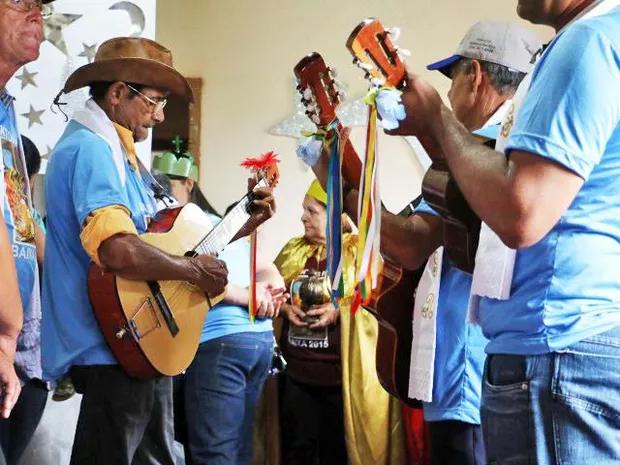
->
xmin=128 ymin=297 xmax=162 ymax=340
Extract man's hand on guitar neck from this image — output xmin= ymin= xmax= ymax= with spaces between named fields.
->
xmin=233 ymin=182 xmax=276 ymax=241
xmin=383 ymin=72 xmax=446 ymax=159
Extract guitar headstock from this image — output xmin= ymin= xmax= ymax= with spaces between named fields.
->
xmin=241 ymin=151 xmax=280 ymax=189
xmin=294 ymin=52 xmax=343 ymax=127
xmin=258 ymin=163 xmax=280 ymax=189
xmin=346 ymin=18 xmax=406 ymax=88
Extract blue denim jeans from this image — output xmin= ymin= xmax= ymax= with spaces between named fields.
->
xmin=182 ymin=331 xmax=273 ymax=465
xmin=481 ymin=326 xmax=620 ymax=465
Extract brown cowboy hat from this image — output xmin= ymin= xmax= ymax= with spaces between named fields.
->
xmin=62 ymin=37 xmax=194 ymax=102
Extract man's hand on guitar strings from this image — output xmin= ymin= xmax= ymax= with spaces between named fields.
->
xmin=188 ymin=255 xmax=228 ymax=298
xmin=240 ymin=183 xmax=276 ymax=236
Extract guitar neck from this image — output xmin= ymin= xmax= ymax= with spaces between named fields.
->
xmin=341 ymin=135 xmax=362 ymax=190
xmin=194 ymin=178 xmax=268 ymax=255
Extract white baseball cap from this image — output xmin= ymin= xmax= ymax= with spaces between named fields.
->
xmin=427 ymin=21 xmax=542 ymax=77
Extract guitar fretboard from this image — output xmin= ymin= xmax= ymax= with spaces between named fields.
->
xmin=194 ymin=178 xmax=269 ymax=255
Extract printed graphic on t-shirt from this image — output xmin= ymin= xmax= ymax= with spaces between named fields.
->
xmin=1 ymin=122 xmax=38 ymax=321
xmin=2 ymin=131 xmax=34 ymax=243
xmin=288 ymin=323 xmax=329 ymax=349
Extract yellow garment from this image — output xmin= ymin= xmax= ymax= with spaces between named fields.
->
xmin=274 ymin=234 xmax=406 ymax=465
xmin=306 ymin=179 xmax=327 ymax=205
xmin=80 ymin=205 xmax=138 ymax=266
xmin=112 ymin=123 xmax=139 ymax=171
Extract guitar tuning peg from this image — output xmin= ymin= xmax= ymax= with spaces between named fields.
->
xmin=311 ymin=114 xmax=321 ymax=125
xmin=371 ymin=77 xmax=386 ymax=88
xmin=395 ymin=46 xmax=412 ymax=58
xmin=337 ymin=90 xmax=347 ymax=101
xmin=329 ymin=67 xmax=338 ymax=78
xmin=358 ymin=62 xmax=375 ymax=72
xmin=302 ymin=88 xmax=313 ymax=100
xmin=386 ymin=27 xmax=401 ymax=41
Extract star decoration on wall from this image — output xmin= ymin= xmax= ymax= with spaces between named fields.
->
xmin=15 ymin=67 xmax=38 ymax=90
xmin=44 ymin=7 xmax=82 ymax=56
xmin=21 ymin=105 xmax=45 ymax=129
xmin=268 ymin=83 xmax=316 ymax=138
xmin=42 ymin=145 xmax=53 ymax=160
xmin=269 ymin=84 xmax=432 ymax=171
xmin=78 ymin=42 xmax=97 ymax=63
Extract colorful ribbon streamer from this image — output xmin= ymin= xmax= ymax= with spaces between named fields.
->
xmin=324 ymin=121 xmax=346 ymax=306
xmin=352 ymin=90 xmax=385 ymax=312
xmin=240 ymin=151 xmax=280 ymax=322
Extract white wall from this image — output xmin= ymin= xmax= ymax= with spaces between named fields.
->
xmin=157 ymin=0 xmax=551 ymax=259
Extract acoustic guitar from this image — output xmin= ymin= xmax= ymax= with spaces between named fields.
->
xmin=88 ymin=167 xmax=279 ymax=379
xmin=295 ymin=51 xmax=422 ymax=407
xmin=347 ymin=17 xmax=481 ymax=273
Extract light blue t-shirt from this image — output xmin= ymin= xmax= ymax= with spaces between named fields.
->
xmin=481 ymin=8 xmax=620 ymax=355
xmin=200 ymin=214 xmax=272 ymax=343
xmin=416 ymin=200 xmax=487 ymax=424
xmin=0 ymin=91 xmax=41 ymax=381
xmin=42 ymin=120 xmax=156 ymax=381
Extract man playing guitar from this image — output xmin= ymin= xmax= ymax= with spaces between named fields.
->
xmin=42 ymin=37 xmax=275 ymax=465
xmin=310 ymin=21 xmax=539 ymax=465
xmin=385 ymin=1 xmax=620 ymax=463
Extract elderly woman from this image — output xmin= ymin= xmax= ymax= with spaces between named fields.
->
xmin=274 ymin=180 xmax=406 ymax=465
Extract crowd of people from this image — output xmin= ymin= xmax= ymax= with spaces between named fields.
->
xmin=0 ymin=0 xmax=618 ymax=465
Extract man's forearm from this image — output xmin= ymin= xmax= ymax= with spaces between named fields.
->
xmin=98 ymin=234 xmax=203 ymax=284
xmin=344 ymin=188 xmax=441 ymax=269
xmin=434 ymin=105 xmax=520 ymax=242
xmin=0 ymin=221 xmax=23 ymax=342
xmin=380 ymin=211 xmax=442 ymax=269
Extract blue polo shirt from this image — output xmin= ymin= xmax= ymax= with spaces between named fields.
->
xmin=416 ymin=201 xmax=487 ymax=424
xmin=42 ymin=120 xmax=156 ymax=381
xmin=480 ymin=8 xmax=620 ymax=354
xmin=200 ymin=215 xmax=272 ymax=343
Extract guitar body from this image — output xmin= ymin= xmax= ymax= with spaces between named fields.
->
xmin=422 ymin=164 xmax=481 ymax=274
xmin=364 ymin=260 xmax=423 ymax=407
xmin=88 ymin=203 xmax=224 ymax=379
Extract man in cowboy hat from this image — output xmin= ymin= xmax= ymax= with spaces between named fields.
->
xmin=0 ymin=1 xmax=54 ymax=465
xmin=42 ymin=37 xmax=275 ymax=465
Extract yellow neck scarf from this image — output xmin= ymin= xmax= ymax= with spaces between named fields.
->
xmin=112 ymin=123 xmax=139 ymax=171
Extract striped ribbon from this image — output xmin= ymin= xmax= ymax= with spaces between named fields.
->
xmin=352 ymin=91 xmax=384 ymax=312
xmin=325 ymin=121 xmax=346 ymax=306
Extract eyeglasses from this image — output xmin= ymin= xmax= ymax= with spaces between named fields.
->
xmin=126 ymin=84 xmax=168 ymax=114
xmin=3 ymin=0 xmax=52 ymax=19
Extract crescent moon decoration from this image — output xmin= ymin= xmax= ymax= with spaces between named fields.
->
xmin=109 ymin=1 xmax=146 ymax=37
